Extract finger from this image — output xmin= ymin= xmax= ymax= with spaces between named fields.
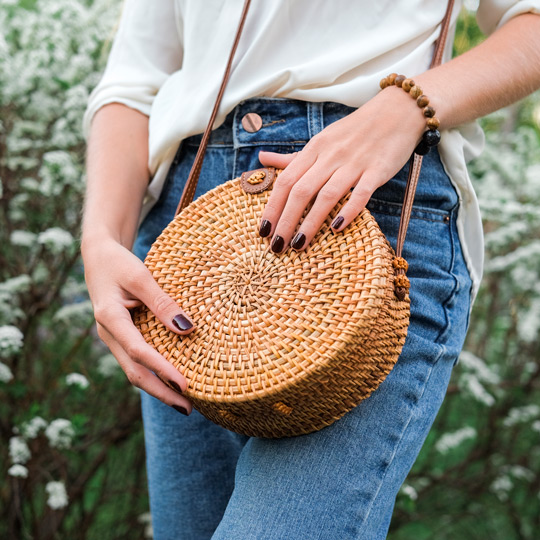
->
xmin=102 ymin=325 xmax=192 ymax=414
xmin=258 ymin=150 xmax=297 ymax=169
xmin=287 ymin=167 xmax=360 ymax=251
xmin=330 ymin=171 xmax=383 ymax=232
xmin=125 ymin=266 xmax=196 ymax=336
xmin=269 ymin=160 xmax=342 ymax=252
xmin=258 ymin=150 xmax=317 ymax=240
xmin=95 ymin=305 xmax=190 ymax=393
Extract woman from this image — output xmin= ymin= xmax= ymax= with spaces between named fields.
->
xmin=81 ymin=1 xmax=540 ymax=538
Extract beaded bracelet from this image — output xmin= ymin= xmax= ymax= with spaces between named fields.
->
xmin=379 ymin=73 xmax=441 ymax=156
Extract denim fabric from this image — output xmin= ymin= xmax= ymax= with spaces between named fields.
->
xmin=133 ymin=97 xmax=473 ymax=540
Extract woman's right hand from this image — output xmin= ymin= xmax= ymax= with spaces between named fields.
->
xmin=82 ymin=236 xmax=196 ymax=415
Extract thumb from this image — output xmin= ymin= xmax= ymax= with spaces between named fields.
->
xmin=135 ymin=272 xmax=196 ymax=336
xmin=258 ymin=150 xmax=298 ymax=169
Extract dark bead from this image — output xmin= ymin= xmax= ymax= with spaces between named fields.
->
xmin=423 ymin=129 xmax=441 ymax=147
xmin=423 ymin=106 xmax=435 ymax=118
xmin=414 ymin=139 xmax=431 ymax=156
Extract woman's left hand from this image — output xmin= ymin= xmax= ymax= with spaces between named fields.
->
xmin=257 ymin=86 xmax=426 ymax=252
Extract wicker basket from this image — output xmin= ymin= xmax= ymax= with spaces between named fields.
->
xmin=133 ymin=167 xmax=410 ymax=438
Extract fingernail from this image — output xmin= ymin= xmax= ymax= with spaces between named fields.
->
xmin=172 ymin=314 xmax=193 ymax=331
xmin=168 ymin=379 xmax=183 ymax=394
xmin=271 ymin=235 xmax=284 ymax=253
xmin=331 ymin=216 xmax=344 ymax=230
xmin=291 ymin=232 xmax=305 ymax=250
xmin=259 ymin=219 xmax=272 ymax=237
xmin=172 ymin=404 xmax=189 ymax=416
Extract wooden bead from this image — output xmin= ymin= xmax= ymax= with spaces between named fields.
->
xmin=417 ymin=95 xmax=430 ymax=108
xmin=379 ymin=77 xmax=390 ymax=89
xmin=423 ymin=106 xmax=435 ymax=118
xmin=387 ymin=73 xmax=397 ymax=84
xmin=402 ymin=78 xmax=415 ymax=92
xmin=395 ymin=74 xmax=406 ymax=87
xmin=427 ymin=117 xmax=440 ymax=129
xmin=409 ymin=85 xmax=422 ymax=99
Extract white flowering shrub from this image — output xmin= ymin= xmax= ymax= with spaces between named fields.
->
xmin=0 ymin=1 xmax=149 ymax=539
xmin=0 ymin=3 xmax=538 ymax=539
xmin=391 ymin=92 xmax=540 ymax=540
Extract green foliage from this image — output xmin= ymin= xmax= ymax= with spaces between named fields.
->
xmin=1 ymin=2 xmax=539 ymax=539
xmin=0 ymin=1 xmax=148 ymax=539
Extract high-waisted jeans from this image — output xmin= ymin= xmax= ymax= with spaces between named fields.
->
xmin=133 ymin=97 xmax=473 ymax=540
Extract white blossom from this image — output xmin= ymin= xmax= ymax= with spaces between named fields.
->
xmin=435 ymin=426 xmax=477 ymax=454
xmin=400 ymin=484 xmax=418 ymax=500
xmin=0 ymin=361 xmax=14 ymax=383
xmin=66 ymin=372 xmax=89 ymax=389
xmin=0 ymin=325 xmax=24 ymax=358
xmin=491 ymin=475 xmax=513 ymax=502
xmin=20 ymin=416 xmax=48 ymax=439
xmin=461 ymin=375 xmax=496 ymax=407
xmin=8 ymin=464 xmax=29 ymax=478
xmin=45 ymin=481 xmax=69 ymax=510
xmin=53 ymin=300 xmax=94 ymax=326
xmin=45 ymin=419 xmax=75 ymax=450
xmin=532 ymin=420 xmax=540 ymax=433
xmin=9 ymin=436 xmax=31 ymax=464
xmin=0 ymin=275 xmax=32 ymax=295
xmin=138 ymin=512 xmax=153 ymax=539
xmin=507 ymin=465 xmax=535 ymax=482
xmin=458 ymin=351 xmax=500 ymax=384
xmin=503 ymin=405 xmax=540 ymax=427
xmin=97 ymin=353 xmax=120 ymax=377
xmin=10 ymin=230 xmax=37 ymax=248
xmin=38 ymin=227 xmax=74 ymax=254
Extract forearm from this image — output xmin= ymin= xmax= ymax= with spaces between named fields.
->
xmin=82 ymin=103 xmax=150 ymax=252
xmin=413 ymin=12 xmax=540 ymax=130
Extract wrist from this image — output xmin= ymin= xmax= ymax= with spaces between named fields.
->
xmin=379 ymin=73 xmax=442 ymax=155
xmin=80 ymin=224 xmax=133 ymax=256
xmin=376 ymin=85 xmax=427 ymax=144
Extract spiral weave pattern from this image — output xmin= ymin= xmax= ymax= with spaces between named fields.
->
xmin=133 ymin=170 xmax=410 ymax=438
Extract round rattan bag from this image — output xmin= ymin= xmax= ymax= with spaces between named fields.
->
xmin=132 ymin=166 xmax=410 ymax=438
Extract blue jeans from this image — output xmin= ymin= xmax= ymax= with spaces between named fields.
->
xmin=133 ymin=97 xmax=473 ymax=540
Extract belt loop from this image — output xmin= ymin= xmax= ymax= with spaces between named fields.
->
xmin=307 ymin=102 xmax=324 ymax=139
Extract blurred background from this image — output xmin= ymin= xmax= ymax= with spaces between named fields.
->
xmin=1 ymin=1 xmax=539 ymax=539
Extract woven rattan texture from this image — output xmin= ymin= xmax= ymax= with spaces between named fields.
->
xmin=133 ymin=170 xmax=410 ymax=438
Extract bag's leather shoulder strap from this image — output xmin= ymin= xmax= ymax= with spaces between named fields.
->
xmin=174 ymin=0 xmax=456 ymax=266
xmin=395 ymin=0 xmax=455 ymax=265
xmin=175 ymin=0 xmax=251 ymax=215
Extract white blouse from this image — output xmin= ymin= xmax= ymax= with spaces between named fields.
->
xmin=83 ymin=0 xmax=540 ymax=302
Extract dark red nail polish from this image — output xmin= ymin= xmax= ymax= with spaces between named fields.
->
xmin=291 ymin=232 xmax=305 ymax=250
xmin=172 ymin=314 xmax=193 ymax=331
xmin=172 ymin=404 xmax=189 ymax=416
xmin=331 ymin=216 xmax=344 ymax=230
xmin=271 ymin=235 xmax=284 ymax=253
xmin=259 ymin=219 xmax=272 ymax=237
xmin=168 ymin=380 xmax=183 ymax=394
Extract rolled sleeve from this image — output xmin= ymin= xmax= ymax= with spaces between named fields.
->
xmin=477 ymin=0 xmax=540 ymax=35
xmin=82 ymin=0 xmax=182 ymax=140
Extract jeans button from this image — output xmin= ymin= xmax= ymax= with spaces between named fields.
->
xmin=241 ymin=112 xmax=263 ymax=133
